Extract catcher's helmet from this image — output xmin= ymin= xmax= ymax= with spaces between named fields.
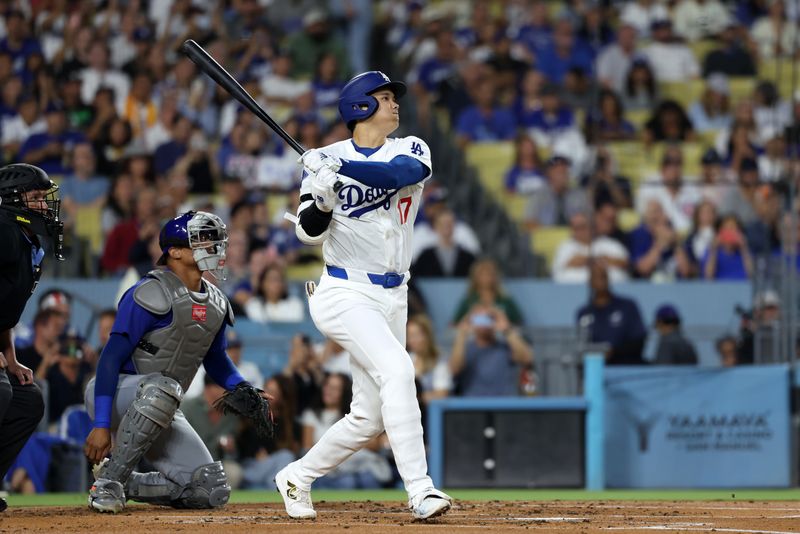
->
xmin=0 ymin=163 xmax=64 ymax=259
xmin=338 ymin=71 xmax=406 ymax=130
xmin=158 ymin=211 xmax=228 ymax=279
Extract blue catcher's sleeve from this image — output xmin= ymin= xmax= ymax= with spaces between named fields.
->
xmin=202 ymin=323 xmax=247 ymax=390
xmin=93 ymin=333 xmax=136 ymax=428
xmin=93 ymin=285 xmax=163 ymax=428
xmin=338 ymin=155 xmax=429 ymax=189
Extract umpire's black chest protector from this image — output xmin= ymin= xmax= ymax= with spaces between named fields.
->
xmin=0 ymin=219 xmax=41 ymax=332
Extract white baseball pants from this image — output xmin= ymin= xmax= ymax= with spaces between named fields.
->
xmin=288 ymin=273 xmax=433 ymax=498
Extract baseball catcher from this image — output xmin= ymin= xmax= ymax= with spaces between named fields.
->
xmin=83 ymin=211 xmax=273 ymax=513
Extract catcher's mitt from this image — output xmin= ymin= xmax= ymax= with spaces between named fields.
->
xmin=213 ymin=383 xmax=275 ymax=441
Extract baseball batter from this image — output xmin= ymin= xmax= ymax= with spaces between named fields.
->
xmin=275 ymin=71 xmax=452 ymax=520
xmin=83 ymin=211 xmax=271 ymax=512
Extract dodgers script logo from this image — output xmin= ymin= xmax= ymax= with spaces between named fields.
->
xmin=338 ymin=184 xmax=398 ymax=218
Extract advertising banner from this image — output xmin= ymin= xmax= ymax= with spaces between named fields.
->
xmin=605 ymin=366 xmax=790 ymax=487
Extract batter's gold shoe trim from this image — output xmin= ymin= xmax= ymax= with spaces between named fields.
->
xmin=274 ymin=467 xmax=316 ymax=519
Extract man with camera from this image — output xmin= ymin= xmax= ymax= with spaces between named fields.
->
xmin=449 ymin=306 xmax=534 ymax=396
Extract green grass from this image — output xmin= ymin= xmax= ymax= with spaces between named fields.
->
xmin=6 ymin=488 xmax=800 ymax=508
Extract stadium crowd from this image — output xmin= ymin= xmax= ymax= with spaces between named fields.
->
xmin=2 ymin=0 xmax=798 ymax=493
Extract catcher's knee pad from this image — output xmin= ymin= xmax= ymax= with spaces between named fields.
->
xmin=134 ymin=374 xmax=184 ymax=427
xmin=100 ymin=374 xmax=182 ymax=484
xmin=172 ymin=461 xmax=230 ymax=509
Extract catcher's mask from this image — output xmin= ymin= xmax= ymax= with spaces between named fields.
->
xmin=158 ymin=210 xmax=228 ymax=280
xmin=0 ymin=163 xmax=64 ymax=260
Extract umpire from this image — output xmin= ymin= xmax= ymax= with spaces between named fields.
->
xmin=0 ymin=163 xmax=64 ymax=512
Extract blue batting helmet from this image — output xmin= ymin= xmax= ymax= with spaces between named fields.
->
xmin=338 ymin=71 xmax=406 ymax=130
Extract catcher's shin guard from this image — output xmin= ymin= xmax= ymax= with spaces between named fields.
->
xmin=98 ymin=374 xmax=182 ymax=485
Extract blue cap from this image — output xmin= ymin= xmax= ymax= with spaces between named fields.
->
xmin=655 ymin=304 xmax=680 ymax=323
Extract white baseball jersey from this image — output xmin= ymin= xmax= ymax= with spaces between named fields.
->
xmin=286 ymin=133 xmax=440 ymax=501
xmin=299 ymin=135 xmax=432 ymax=274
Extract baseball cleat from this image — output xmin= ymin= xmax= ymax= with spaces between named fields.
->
xmin=274 ymin=467 xmax=316 ymax=519
xmin=88 ymin=479 xmax=126 ymax=513
xmin=409 ymin=488 xmax=452 ymax=520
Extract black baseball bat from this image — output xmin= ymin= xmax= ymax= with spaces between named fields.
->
xmin=180 ymin=39 xmax=342 ymax=191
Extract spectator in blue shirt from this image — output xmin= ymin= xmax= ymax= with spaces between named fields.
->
xmin=18 ymin=102 xmax=85 ymax=175
xmin=688 ymin=73 xmax=733 ymax=133
xmin=504 ymin=133 xmax=545 ymax=194
xmin=153 ymin=115 xmax=192 ymax=178
xmin=629 ymin=199 xmax=692 ymax=280
xmin=585 ymin=89 xmax=636 ymax=143
xmin=449 ymin=306 xmax=533 ymax=396
xmin=412 ymin=30 xmax=458 ymax=129
xmin=576 ymin=263 xmax=647 ymax=365
xmin=312 ymin=53 xmax=346 ymax=124
xmin=537 ymin=17 xmax=594 ymax=85
xmin=702 ymin=214 xmax=753 ymax=280
xmin=514 ymin=0 xmax=553 ymax=60
xmin=0 ymin=10 xmax=42 ymax=74
xmin=454 ymin=76 xmax=517 ymax=148
xmin=59 ymin=142 xmax=110 ymax=225
xmin=512 ymin=69 xmax=546 ymax=128
xmin=522 ymin=82 xmax=574 ymax=133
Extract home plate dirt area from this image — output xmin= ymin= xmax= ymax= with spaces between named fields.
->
xmin=2 ymin=500 xmax=800 ymax=533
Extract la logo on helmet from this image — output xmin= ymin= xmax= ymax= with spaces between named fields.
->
xmin=379 ymin=72 xmax=390 ymax=82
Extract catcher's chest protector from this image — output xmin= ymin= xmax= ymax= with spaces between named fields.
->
xmin=131 ymin=270 xmax=229 ymax=391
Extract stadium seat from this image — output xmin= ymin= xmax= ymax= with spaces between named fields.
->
xmin=504 ymin=192 xmax=528 ymax=224
xmin=697 ymin=129 xmax=720 ymax=147
xmin=689 ymin=40 xmax=718 ymax=64
xmin=435 ymin=107 xmax=451 ymax=131
xmin=625 ymin=109 xmax=650 ymax=130
xmin=758 ymin=58 xmax=797 ymax=99
xmin=617 ymin=209 xmax=642 ymax=231
xmin=530 ymin=226 xmax=570 ymax=276
xmin=286 ymin=261 xmax=324 ymax=281
xmin=606 ymin=141 xmax=649 ymax=184
xmin=464 ymin=141 xmax=515 ymax=199
xmin=266 ymin=192 xmax=289 ymax=218
xmin=650 ymin=142 xmax=705 ymax=179
xmin=74 ymin=204 xmax=104 ymax=254
xmin=659 ymin=80 xmax=705 ymax=109
xmin=728 ymin=77 xmax=757 ymax=105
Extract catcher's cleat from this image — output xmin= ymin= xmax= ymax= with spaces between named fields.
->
xmin=274 ymin=467 xmax=316 ymax=519
xmin=0 ymin=496 xmax=7 ymax=513
xmin=89 ymin=478 xmax=126 ymax=513
xmin=409 ymin=488 xmax=452 ymax=520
